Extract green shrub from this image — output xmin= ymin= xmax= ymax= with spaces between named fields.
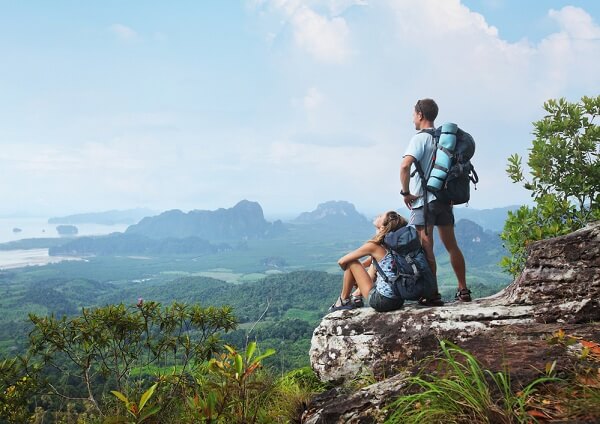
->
xmin=501 ymin=95 xmax=599 ymax=276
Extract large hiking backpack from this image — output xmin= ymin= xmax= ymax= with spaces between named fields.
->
xmin=372 ymin=225 xmax=437 ymax=301
xmin=420 ymin=124 xmax=479 ymax=205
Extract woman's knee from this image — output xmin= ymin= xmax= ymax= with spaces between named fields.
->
xmin=346 ymin=260 xmax=364 ymax=270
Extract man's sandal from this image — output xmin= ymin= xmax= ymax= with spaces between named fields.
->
xmin=455 ymin=288 xmax=472 ymax=302
xmin=418 ymin=293 xmax=445 ymax=307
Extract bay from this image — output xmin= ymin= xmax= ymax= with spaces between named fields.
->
xmin=0 ymin=217 xmax=128 ymax=244
xmin=0 ymin=248 xmax=85 ymax=270
xmin=0 ymin=217 xmax=128 ymax=269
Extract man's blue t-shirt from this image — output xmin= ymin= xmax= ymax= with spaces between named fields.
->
xmin=403 ymin=130 xmax=437 ymax=209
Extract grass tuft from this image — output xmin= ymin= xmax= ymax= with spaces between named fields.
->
xmin=385 ymin=340 xmax=558 ymax=424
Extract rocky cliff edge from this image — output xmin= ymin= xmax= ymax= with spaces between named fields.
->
xmin=304 ymin=222 xmax=600 ymax=422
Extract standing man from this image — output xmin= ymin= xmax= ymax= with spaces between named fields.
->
xmin=400 ymin=98 xmax=472 ymax=305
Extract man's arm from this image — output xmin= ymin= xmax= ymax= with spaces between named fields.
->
xmin=400 ymin=155 xmax=419 ymax=209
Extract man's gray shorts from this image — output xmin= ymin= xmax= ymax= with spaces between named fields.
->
xmin=409 ymin=200 xmax=455 ymax=227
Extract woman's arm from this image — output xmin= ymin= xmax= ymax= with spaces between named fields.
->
xmin=338 ymin=242 xmax=378 ymax=271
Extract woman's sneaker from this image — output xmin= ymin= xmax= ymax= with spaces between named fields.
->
xmin=455 ymin=288 xmax=472 ymax=302
xmin=328 ymin=297 xmax=355 ymax=312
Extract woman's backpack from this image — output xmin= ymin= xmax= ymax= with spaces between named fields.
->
xmin=372 ymin=226 xmax=437 ymax=301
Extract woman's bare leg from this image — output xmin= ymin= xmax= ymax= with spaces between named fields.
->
xmin=351 ymin=264 xmax=375 ymax=298
xmin=341 ymin=260 xmax=374 ymax=299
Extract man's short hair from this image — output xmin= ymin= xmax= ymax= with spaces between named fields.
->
xmin=415 ymin=98 xmax=438 ymax=122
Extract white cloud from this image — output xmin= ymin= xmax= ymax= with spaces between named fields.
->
xmin=109 ymin=24 xmax=139 ymax=41
xmin=381 ymin=1 xmax=599 ymax=113
xmin=291 ymin=5 xmax=351 ymax=63
xmin=388 ymin=0 xmax=499 ymax=40
xmin=327 ymin=0 xmax=367 ymax=16
xmin=2 ymin=2 xmax=599 ymax=216
xmin=549 ymin=6 xmax=600 ymax=39
xmin=255 ymin=1 xmax=353 ymax=63
xmin=252 ymin=1 xmax=599 ymax=211
xmin=303 ymin=86 xmax=324 ymax=110
xmin=535 ymin=6 xmax=600 ymax=94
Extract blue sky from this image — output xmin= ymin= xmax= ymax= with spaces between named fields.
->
xmin=1 ymin=0 xmax=599 ymax=218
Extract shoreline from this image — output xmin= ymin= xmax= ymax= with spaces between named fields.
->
xmin=0 ymin=248 xmax=84 ymax=270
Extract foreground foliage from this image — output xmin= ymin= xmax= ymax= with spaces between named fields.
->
xmin=28 ymin=301 xmax=237 ymax=416
xmin=0 ymin=357 xmax=40 ymax=423
xmin=386 ymin=341 xmax=558 ymax=423
xmin=501 ymin=95 xmax=599 ymax=276
xmin=0 ymin=302 xmax=326 ymax=423
xmin=385 ymin=338 xmax=600 ymax=424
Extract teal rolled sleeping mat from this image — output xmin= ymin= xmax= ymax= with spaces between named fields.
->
xmin=427 ymin=122 xmax=457 ymax=192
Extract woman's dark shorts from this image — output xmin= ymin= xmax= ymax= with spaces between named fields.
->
xmin=368 ymin=287 xmax=404 ymax=312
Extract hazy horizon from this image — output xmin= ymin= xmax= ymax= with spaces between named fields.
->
xmin=2 ymin=1 xmax=598 ymax=217
xmin=0 ymin=201 xmax=523 ymax=224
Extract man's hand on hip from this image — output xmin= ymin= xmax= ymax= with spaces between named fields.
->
xmin=403 ymin=194 xmax=418 ymax=209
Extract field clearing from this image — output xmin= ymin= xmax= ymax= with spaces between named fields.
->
xmin=284 ymin=308 xmax=321 ymax=323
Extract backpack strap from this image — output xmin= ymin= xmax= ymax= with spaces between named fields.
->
xmin=470 ymin=167 xmax=479 ymax=185
xmin=432 ymin=163 xmax=450 ymax=173
xmin=404 ymin=254 xmax=420 ymax=279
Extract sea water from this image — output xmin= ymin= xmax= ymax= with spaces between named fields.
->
xmin=0 ymin=217 xmax=128 ymax=243
xmin=0 ymin=217 xmax=128 ymax=269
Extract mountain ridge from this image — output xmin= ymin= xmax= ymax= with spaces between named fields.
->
xmin=125 ymin=200 xmax=286 ymax=241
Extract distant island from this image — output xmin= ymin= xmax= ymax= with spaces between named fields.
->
xmin=56 ymin=225 xmax=78 ymax=236
xmin=48 ymin=208 xmax=156 ymax=225
xmin=12 ymin=227 xmax=22 ymax=233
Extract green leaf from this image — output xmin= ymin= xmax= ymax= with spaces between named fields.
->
xmin=234 ymin=353 xmax=243 ymax=377
xmin=207 ymin=391 xmax=217 ymax=413
xmin=253 ymin=348 xmax=276 ymax=364
xmin=245 ymin=341 xmax=257 ymax=361
xmin=139 ymin=383 xmax=158 ymax=411
xmin=111 ymin=390 xmax=130 ymax=404
xmin=138 ymin=404 xmax=161 ymax=423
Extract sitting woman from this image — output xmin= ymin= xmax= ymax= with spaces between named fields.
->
xmin=329 ymin=210 xmax=408 ymax=312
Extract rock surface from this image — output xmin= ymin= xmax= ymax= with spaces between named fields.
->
xmin=304 ymin=222 xmax=600 ymax=422
xmin=301 ymin=372 xmax=410 ymax=424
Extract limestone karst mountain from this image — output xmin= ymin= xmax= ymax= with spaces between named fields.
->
xmin=453 ymin=205 xmax=520 ymax=232
xmin=125 ymin=200 xmax=286 ymax=240
xmin=293 ymin=200 xmax=371 ymax=229
xmin=435 ymin=218 xmax=505 ymax=267
xmin=49 ymin=200 xmax=285 ymax=256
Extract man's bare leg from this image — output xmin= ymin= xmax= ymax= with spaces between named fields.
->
xmin=437 ymin=224 xmax=467 ymax=291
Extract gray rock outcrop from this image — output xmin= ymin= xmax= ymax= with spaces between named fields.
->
xmin=304 ymin=222 xmax=600 ymax=422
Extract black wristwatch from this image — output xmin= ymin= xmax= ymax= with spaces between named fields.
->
xmin=400 ymin=190 xmax=410 ymax=197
